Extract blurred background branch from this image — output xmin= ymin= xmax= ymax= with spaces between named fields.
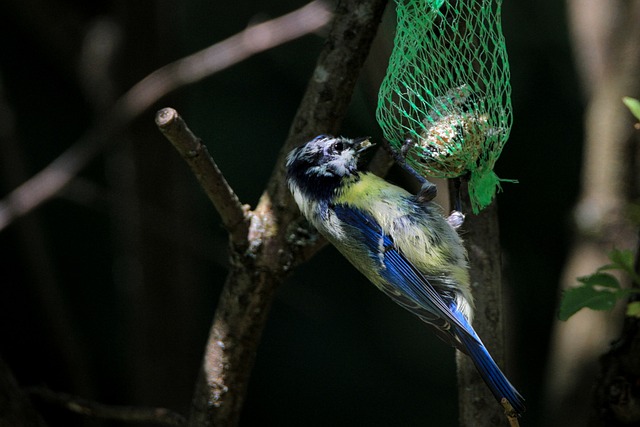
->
xmin=544 ymin=1 xmax=640 ymax=426
xmin=27 ymin=386 xmax=186 ymax=426
xmin=0 ymin=357 xmax=47 ymax=427
xmin=0 ymin=0 xmax=331 ymax=232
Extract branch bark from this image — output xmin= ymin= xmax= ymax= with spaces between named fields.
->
xmin=451 ymin=182 xmax=512 ymax=427
xmin=179 ymin=1 xmax=389 ymax=426
xmin=155 ymin=108 xmax=249 ymax=248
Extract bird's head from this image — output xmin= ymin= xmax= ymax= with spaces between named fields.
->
xmin=286 ymin=135 xmax=374 ymax=200
xmin=286 ymin=135 xmax=373 ymax=200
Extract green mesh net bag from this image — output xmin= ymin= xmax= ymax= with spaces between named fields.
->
xmin=376 ymin=0 xmax=513 ymax=213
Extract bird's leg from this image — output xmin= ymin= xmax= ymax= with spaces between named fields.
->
xmin=387 ymin=139 xmax=461 ymax=223
xmin=446 ymin=211 xmax=465 ymax=229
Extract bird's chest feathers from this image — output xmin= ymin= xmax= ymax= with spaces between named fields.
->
xmin=331 ymin=174 xmax=452 ymax=270
xmin=334 ymin=173 xmax=412 ymax=231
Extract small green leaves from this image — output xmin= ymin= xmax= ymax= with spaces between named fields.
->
xmin=558 ymin=286 xmax=614 ymax=321
xmin=622 ymin=96 xmax=640 ymax=124
xmin=577 ymin=272 xmax=620 ymax=289
xmin=560 ymin=105 xmax=640 ymax=321
xmin=627 ymin=301 xmax=640 ymax=318
xmin=559 ymin=249 xmax=640 ymax=321
xmin=602 ymin=248 xmax=640 ymax=283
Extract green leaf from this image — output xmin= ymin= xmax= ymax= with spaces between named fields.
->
xmin=623 ymin=97 xmax=640 ymax=121
xmin=607 ymin=248 xmax=635 ymax=272
xmin=627 ymin=301 xmax=640 ymax=318
xmin=577 ymin=272 xmax=621 ymax=289
xmin=559 ymin=285 xmax=618 ymax=321
xmin=564 ymin=248 xmax=640 ymax=320
xmin=598 ymin=249 xmax=640 ymax=284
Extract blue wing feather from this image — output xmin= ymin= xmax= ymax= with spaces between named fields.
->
xmin=333 ymin=204 xmax=475 ymax=340
xmin=332 ymin=204 xmax=525 ymax=414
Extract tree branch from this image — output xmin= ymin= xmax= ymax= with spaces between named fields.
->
xmin=0 ymin=64 xmax=95 ymax=401
xmin=155 ymin=108 xmax=249 ymax=248
xmin=0 ymin=358 xmax=47 ymax=427
xmin=0 ymin=0 xmax=331 ymax=232
xmin=186 ymin=1 xmax=388 ymax=426
xmin=451 ymin=181 xmax=512 ymax=427
xmin=27 ymin=387 xmax=186 ymax=426
xmin=122 ymin=0 xmax=332 ymax=119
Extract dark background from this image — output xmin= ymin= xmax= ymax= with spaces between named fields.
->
xmin=0 ymin=1 xmax=587 ymax=426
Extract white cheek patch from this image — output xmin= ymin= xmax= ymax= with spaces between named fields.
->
xmin=306 ymin=149 xmax=357 ymax=177
xmin=328 ymin=160 xmax=348 ymax=175
xmin=327 ymin=149 xmax=357 ymax=175
xmin=307 ymin=164 xmax=330 ymax=177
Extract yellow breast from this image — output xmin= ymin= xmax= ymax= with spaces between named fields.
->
xmin=335 ymin=172 xmax=455 ymax=271
xmin=335 ymin=173 xmax=411 ymax=224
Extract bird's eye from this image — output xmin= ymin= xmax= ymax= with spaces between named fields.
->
xmin=333 ymin=141 xmax=344 ymax=152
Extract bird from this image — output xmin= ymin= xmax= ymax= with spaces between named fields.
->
xmin=285 ymin=134 xmax=525 ymax=415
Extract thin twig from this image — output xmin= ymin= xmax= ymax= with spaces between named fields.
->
xmin=0 ymin=0 xmax=332 ymax=232
xmin=0 ymin=70 xmax=95 ymax=400
xmin=123 ymin=1 xmax=332 ymax=118
xmin=0 ymin=359 xmax=47 ymax=427
xmin=155 ymin=108 xmax=249 ymax=247
xmin=27 ymin=386 xmax=186 ymax=426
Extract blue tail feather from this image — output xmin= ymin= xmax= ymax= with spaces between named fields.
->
xmin=455 ymin=324 xmax=526 ymax=415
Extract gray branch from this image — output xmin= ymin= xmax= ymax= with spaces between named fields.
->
xmin=184 ymin=1 xmax=389 ymax=426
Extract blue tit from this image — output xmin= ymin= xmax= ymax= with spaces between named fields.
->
xmin=286 ymin=135 xmax=525 ymax=415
